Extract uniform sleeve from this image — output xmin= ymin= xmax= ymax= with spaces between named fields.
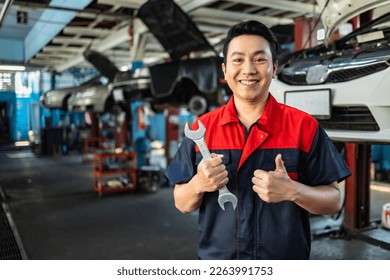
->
xmin=302 ymin=125 xmax=351 ymax=185
xmin=164 ymin=137 xmax=197 ymax=185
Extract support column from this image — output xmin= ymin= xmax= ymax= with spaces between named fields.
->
xmin=165 ymin=106 xmax=180 ymax=165
xmin=343 ymin=143 xmax=371 ymax=231
xmin=89 ymin=113 xmax=100 ymax=139
xmin=294 ymin=17 xmax=317 ymax=51
xmin=114 ymin=112 xmax=129 ymax=149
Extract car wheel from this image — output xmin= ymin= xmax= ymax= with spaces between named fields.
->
xmin=188 ymin=95 xmax=207 ymax=116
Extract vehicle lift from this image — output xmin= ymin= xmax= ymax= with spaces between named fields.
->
xmin=343 ymin=143 xmax=390 ymax=250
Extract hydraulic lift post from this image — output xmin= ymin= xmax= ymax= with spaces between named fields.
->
xmin=343 ymin=143 xmax=371 ymax=231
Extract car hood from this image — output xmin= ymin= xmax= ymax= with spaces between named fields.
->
xmin=318 ymin=0 xmax=390 ymax=37
xmin=277 ymin=12 xmax=390 ymax=85
xmin=83 ymin=49 xmax=120 ymax=82
xmin=137 ymin=0 xmax=215 ymax=61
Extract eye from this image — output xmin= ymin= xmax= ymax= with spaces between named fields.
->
xmin=232 ymin=58 xmax=242 ymax=63
xmin=254 ymin=57 xmax=266 ymax=63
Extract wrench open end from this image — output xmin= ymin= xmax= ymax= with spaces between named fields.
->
xmin=218 ymin=187 xmax=238 ymax=211
xmin=218 ymin=195 xmax=238 ymax=211
xmin=184 ymin=121 xmax=205 ymax=141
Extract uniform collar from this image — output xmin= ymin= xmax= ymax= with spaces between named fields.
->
xmin=220 ymin=93 xmax=282 ymax=132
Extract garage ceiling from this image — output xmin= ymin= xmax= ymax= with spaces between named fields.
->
xmin=0 ymin=0 xmax=388 ymax=73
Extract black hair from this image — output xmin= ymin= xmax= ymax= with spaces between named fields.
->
xmin=222 ymin=20 xmax=279 ymax=64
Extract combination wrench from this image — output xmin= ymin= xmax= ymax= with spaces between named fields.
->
xmin=184 ymin=120 xmax=238 ymax=211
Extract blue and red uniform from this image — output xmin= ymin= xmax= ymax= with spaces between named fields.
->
xmin=165 ymin=94 xmax=351 ymax=259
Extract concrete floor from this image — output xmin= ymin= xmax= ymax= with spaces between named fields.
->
xmin=0 ymin=147 xmax=389 ymax=260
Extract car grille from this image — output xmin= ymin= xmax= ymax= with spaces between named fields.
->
xmin=280 ymin=61 xmax=389 ymax=85
xmin=328 ymin=62 xmax=389 ymax=83
xmin=319 ymin=106 xmax=379 ymax=131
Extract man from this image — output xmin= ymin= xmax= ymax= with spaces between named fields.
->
xmin=165 ymin=20 xmax=351 ymax=260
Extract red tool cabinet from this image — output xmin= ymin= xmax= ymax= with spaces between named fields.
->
xmin=93 ymin=152 xmax=137 ymax=196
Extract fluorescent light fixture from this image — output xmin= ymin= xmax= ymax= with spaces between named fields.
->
xmin=0 ymin=65 xmax=26 ymax=71
xmin=15 ymin=141 xmax=30 ymax=147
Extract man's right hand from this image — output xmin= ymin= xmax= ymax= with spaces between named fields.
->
xmin=193 ymin=153 xmax=229 ymax=194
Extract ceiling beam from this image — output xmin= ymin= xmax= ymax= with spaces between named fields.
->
xmin=55 ymin=25 xmax=131 ymax=72
xmin=191 ymin=7 xmax=293 ymax=26
xmin=52 ymin=37 xmax=93 ymax=45
xmin=36 ymin=52 xmax=78 ymax=59
xmin=181 ymin=0 xmax=218 ymax=12
xmin=30 ymin=57 xmax=67 ymax=64
xmin=43 ymin=46 xmax=85 ymax=53
xmin=224 ymin=0 xmax=320 ymax=16
xmin=63 ymin=26 xmax=112 ymax=37
xmin=97 ymin=0 xmax=146 ymax=9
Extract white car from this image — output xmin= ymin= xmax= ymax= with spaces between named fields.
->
xmin=270 ymin=11 xmax=390 ymax=143
xmin=67 ymin=83 xmax=113 ymax=113
xmin=39 ymin=76 xmax=101 ymax=110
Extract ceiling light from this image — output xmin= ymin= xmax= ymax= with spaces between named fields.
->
xmin=0 ymin=65 xmax=26 ymax=71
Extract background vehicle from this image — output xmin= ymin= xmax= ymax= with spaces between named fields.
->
xmin=270 ymin=12 xmax=390 ymax=143
xmin=39 ymin=76 xmax=102 ymax=111
xmin=110 ymin=0 xmax=232 ymax=116
xmin=67 ymin=50 xmax=119 ymax=114
xmin=67 ymin=82 xmax=114 ymax=113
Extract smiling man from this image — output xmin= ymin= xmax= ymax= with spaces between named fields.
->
xmin=165 ymin=20 xmax=351 ymax=260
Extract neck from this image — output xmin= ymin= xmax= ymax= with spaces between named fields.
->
xmin=235 ymin=95 xmax=268 ymax=130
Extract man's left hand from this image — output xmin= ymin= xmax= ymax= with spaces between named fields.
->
xmin=252 ymin=154 xmax=293 ymax=203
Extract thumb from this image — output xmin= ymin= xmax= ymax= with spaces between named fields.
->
xmin=275 ymin=154 xmax=287 ymax=173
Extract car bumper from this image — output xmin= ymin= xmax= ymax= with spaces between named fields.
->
xmin=270 ymin=68 xmax=390 ymax=143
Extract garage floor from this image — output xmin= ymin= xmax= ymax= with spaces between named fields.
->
xmin=0 ymin=146 xmax=389 ymax=260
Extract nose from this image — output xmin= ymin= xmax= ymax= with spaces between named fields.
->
xmin=242 ymin=60 xmax=256 ymax=75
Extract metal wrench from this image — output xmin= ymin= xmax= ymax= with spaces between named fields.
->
xmin=184 ymin=120 xmax=238 ymax=211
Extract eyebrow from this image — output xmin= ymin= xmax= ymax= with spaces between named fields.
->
xmin=230 ymin=50 xmax=269 ymax=57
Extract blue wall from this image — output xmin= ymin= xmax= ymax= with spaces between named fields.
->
xmin=15 ymin=97 xmax=29 ymax=140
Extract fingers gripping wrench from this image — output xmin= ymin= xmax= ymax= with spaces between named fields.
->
xmin=184 ymin=120 xmax=238 ymax=211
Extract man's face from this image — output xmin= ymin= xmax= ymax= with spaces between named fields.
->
xmin=222 ymin=35 xmax=277 ymax=103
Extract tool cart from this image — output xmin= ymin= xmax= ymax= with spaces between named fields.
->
xmin=93 ymin=151 xmax=137 ymax=196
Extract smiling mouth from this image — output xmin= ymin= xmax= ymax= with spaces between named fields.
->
xmin=239 ymin=79 xmax=259 ymax=85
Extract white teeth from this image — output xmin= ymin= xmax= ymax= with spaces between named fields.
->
xmin=240 ymin=80 xmax=258 ymax=85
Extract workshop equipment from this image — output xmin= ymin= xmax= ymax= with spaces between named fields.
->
xmin=184 ymin=120 xmax=237 ymax=211
xmin=382 ymin=203 xmax=390 ymax=230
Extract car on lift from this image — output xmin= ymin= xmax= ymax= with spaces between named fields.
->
xmin=110 ymin=0 xmax=232 ymax=116
xmin=39 ymin=75 xmax=102 ymax=111
xmin=40 ymin=49 xmax=119 ymax=114
xmin=270 ymin=10 xmax=390 ymax=143
xmin=67 ymin=49 xmax=119 ymax=114
xmin=67 ymin=82 xmax=113 ymax=113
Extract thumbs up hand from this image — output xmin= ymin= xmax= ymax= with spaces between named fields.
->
xmin=274 ymin=153 xmax=287 ymax=174
xmin=252 ymin=154 xmax=293 ymax=203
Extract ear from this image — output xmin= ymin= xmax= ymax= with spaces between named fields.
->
xmin=221 ymin=62 xmax=226 ymax=79
xmin=272 ymin=61 xmax=278 ymax=79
